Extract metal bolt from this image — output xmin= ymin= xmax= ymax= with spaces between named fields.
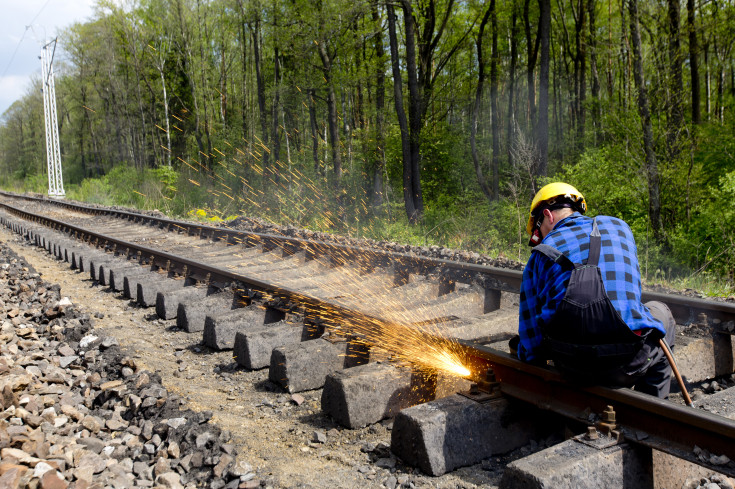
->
xmin=602 ymin=405 xmax=616 ymax=423
xmin=486 ymin=368 xmax=497 ymax=383
xmin=586 ymin=426 xmax=599 ymax=440
xmin=469 ymin=383 xmax=480 ymax=395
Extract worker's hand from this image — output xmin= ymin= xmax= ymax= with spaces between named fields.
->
xmin=509 ymin=334 xmax=520 ymax=356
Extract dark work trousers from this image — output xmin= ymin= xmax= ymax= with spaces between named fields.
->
xmin=630 ymin=301 xmax=677 ymax=398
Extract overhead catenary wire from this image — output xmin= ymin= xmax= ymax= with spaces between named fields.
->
xmin=1 ymin=27 xmax=30 ymax=79
xmin=0 ymin=0 xmax=53 ymax=78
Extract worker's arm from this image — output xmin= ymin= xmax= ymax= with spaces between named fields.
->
xmin=517 ymin=252 xmax=569 ymax=362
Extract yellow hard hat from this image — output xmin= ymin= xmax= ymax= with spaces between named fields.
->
xmin=526 ymin=182 xmax=586 ymax=236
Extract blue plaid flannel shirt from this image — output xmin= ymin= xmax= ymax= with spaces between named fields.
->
xmin=517 ymin=212 xmax=665 ymax=362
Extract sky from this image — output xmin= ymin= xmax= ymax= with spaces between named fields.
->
xmin=0 ymin=0 xmax=97 ymax=116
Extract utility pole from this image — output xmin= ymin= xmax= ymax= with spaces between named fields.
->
xmin=40 ymin=38 xmax=65 ymax=198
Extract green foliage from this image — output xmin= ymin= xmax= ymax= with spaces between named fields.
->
xmin=19 ymin=174 xmax=48 ymax=194
xmin=676 ymin=167 xmax=735 ymax=278
xmin=1 ymin=0 xmax=734 ymax=296
xmin=187 ymin=208 xmax=224 ymax=223
xmin=65 ymin=164 xmax=177 ymax=211
xmin=420 ymin=127 xmax=476 ymax=203
xmin=554 ymin=117 xmax=735 ymax=294
xmin=356 ymin=191 xmax=527 ymax=264
xmin=66 ymin=176 xmax=114 ymax=204
xmin=556 ymin=147 xmax=648 ymax=225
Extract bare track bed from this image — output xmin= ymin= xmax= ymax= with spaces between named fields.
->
xmin=0 ymin=227 xmax=533 ymax=488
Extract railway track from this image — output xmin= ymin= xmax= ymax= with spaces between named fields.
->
xmin=1 ymin=191 xmax=735 ymax=484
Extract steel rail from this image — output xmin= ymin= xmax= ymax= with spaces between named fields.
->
xmin=0 ymin=191 xmax=522 ymax=292
xmin=460 ymin=343 xmax=735 ymax=477
xmin=3 ymin=197 xmax=735 ymax=476
xmin=3 ymin=191 xmax=734 ymax=327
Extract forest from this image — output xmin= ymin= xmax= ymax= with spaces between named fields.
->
xmin=0 ymin=0 xmax=734 ymax=292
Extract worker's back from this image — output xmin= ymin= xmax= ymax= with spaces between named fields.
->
xmin=535 ymin=212 xmax=663 ymax=336
xmin=518 ymin=212 xmax=665 ymax=363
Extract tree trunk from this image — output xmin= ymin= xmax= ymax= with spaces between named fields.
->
xmin=687 ymin=0 xmax=700 ymax=124
xmin=489 ymin=0 xmax=500 ymax=198
xmin=79 ymin=87 xmax=88 ymax=177
xmin=524 ymin=0 xmax=539 ymax=128
xmin=371 ymin=0 xmax=386 ymax=209
xmin=159 ymin=66 xmax=172 ymax=167
xmin=307 ymin=89 xmax=320 ymax=174
xmin=717 ymin=65 xmax=724 ymax=123
xmin=124 ymin=27 xmax=150 ymax=169
xmin=620 ymin=0 xmax=630 ymax=111
xmin=270 ymin=46 xmax=282 ymax=187
xmin=250 ymin=19 xmax=270 ymax=176
xmin=704 ymin=43 xmax=710 ymax=118
xmin=574 ymin=0 xmax=587 ymax=149
xmin=588 ymin=0 xmax=600 ymax=141
xmin=317 ymin=41 xmax=343 ymax=189
xmin=507 ymin=1 xmax=519 ymax=167
xmin=238 ymin=16 xmax=249 ymax=141
xmin=552 ymin=46 xmax=563 ymax=160
xmin=386 ymin=3 xmax=418 ymax=222
xmin=195 ymin=0 xmax=213 ymax=165
xmin=606 ymin=0 xmax=614 ymax=101
xmin=628 ymin=0 xmax=663 ymax=242
xmin=151 ymin=41 xmax=172 ymax=168
xmin=667 ymin=0 xmax=684 ymax=155
xmin=400 ymin=0 xmax=426 ymax=222
xmin=470 ymin=4 xmax=493 ymax=201
xmin=535 ymin=0 xmax=551 ymax=180
xmin=174 ymin=0 xmax=206 ymax=162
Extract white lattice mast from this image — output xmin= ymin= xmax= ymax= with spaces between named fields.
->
xmin=40 ymin=38 xmax=64 ymax=198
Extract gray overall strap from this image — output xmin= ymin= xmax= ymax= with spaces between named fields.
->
xmin=533 ymin=244 xmax=574 ymax=270
xmin=586 ymin=218 xmax=601 ymax=266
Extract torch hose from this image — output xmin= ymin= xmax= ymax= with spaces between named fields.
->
xmin=659 ymin=338 xmax=693 ymax=407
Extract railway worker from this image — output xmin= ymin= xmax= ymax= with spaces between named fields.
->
xmin=511 ymin=182 xmax=677 ymax=399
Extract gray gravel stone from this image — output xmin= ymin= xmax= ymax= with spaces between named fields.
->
xmin=0 ymin=240 xmax=247 ymax=488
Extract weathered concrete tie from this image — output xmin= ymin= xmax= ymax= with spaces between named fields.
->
xmin=500 ymin=437 xmax=653 ymax=488
xmin=98 ymin=261 xmax=146 ymax=288
xmin=156 ymin=286 xmax=211 ymax=320
xmin=109 ymin=266 xmax=153 ymax=293
xmin=390 ymin=394 xmax=540 ymax=476
xmin=88 ymin=255 xmax=119 ymax=282
xmin=177 ymin=293 xmax=238 ymax=333
xmin=233 ymin=320 xmax=312 ymax=370
xmin=322 ymin=362 xmax=429 ymax=429
xmin=71 ymin=249 xmax=108 ymax=273
xmin=136 ymin=275 xmax=187 ymax=307
xmin=269 ymin=337 xmax=367 ymax=393
xmin=203 ymin=306 xmax=284 ymax=350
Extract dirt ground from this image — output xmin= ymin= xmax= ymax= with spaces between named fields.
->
xmin=0 ymin=226 xmax=512 ymax=489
